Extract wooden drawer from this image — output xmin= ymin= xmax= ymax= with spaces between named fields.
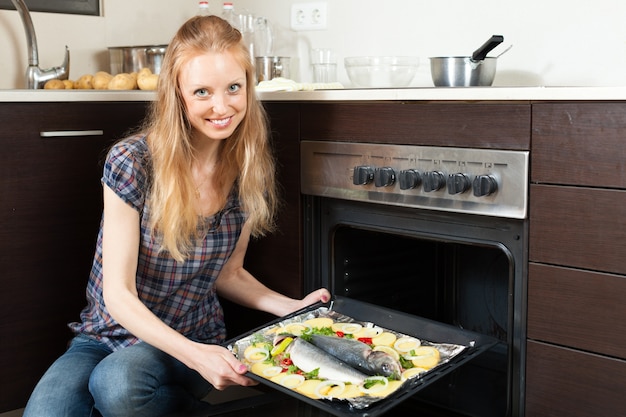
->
xmin=300 ymin=102 xmax=531 ymax=150
xmin=1 ymin=101 xmax=147 ymax=139
xmin=529 ymin=184 xmax=626 ymax=274
xmin=528 ymin=263 xmax=626 ymax=359
xmin=526 ymin=340 xmax=626 ymax=417
xmin=532 ymin=102 xmax=626 ymax=189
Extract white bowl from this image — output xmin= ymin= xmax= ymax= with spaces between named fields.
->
xmin=344 ymin=56 xmax=419 ymax=88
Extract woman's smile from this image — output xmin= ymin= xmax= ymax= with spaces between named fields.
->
xmin=209 ymin=116 xmax=233 ymax=128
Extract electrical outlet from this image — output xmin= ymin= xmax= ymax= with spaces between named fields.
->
xmin=291 ymin=2 xmax=327 ymax=31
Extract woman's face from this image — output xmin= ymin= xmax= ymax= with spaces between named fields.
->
xmin=179 ymin=50 xmax=247 ymax=142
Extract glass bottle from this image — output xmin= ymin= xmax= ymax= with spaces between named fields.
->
xmin=221 ymin=2 xmax=239 ymax=29
xmin=198 ymin=1 xmax=211 ymax=16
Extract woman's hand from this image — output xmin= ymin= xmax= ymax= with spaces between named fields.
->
xmin=285 ymin=288 xmax=332 ymax=315
xmin=191 ymin=343 xmax=258 ymax=390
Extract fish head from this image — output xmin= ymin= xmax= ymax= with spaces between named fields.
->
xmin=368 ymin=351 xmax=402 ymax=379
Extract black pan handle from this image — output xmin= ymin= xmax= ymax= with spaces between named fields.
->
xmin=471 ymin=35 xmax=504 ymax=61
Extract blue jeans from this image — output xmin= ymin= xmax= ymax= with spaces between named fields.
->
xmin=23 ymin=335 xmax=212 ymax=417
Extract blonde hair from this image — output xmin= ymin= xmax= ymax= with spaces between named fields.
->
xmin=141 ymin=15 xmax=278 ymax=262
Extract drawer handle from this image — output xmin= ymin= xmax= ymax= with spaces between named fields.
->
xmin=40 ymin=130 xmax=104 ymax=137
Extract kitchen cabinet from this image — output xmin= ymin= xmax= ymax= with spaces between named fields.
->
xmin=0 ymin=100 xmax=303 ymax=413
xmin=299 ymin=102 xmax=531 ymax=150
xmin=527 ymin=102 xmax=626 ymax=416
xmin=0 ymin=101 xmax=149 ymax=412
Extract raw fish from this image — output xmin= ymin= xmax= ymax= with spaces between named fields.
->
xmin=286 ymin=337 xmax=368 ymax=384
xmin=308 ymin=334 xmax=402 ymax=379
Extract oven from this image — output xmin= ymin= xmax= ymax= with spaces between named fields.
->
xmin=301 ymin=140 xmax=528 ymax=417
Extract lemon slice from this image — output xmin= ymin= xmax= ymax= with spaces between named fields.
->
xmin=271 ymin=336 xmax=293 ymax=357
xmin=373 ymin=345 xmax=400 ymax=361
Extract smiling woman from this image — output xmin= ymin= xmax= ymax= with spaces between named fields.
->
xmin=0 ymin=0 xmax=99 ymax=16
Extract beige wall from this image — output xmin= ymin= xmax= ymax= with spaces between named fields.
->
xmin=1 ymin=0 xmax=625 ymax=89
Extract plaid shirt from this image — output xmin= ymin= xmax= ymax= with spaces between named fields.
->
xmin=69 ymin=135 xmax=245 ymax=351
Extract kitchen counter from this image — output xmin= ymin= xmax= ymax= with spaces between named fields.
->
xmin=3 ymin=86 xmax=626 ymax=102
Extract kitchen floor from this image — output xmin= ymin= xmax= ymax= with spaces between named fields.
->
xmin=0 ymin=387 xmax=291 ymax=417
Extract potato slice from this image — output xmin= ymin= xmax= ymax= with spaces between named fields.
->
xmin=294 ymin=379 xmax=323 ymax=399
xmin=303 ymin=317 xmax=334 ymax=329
xmin=372 ymin=332 xmax=397 ymax=347
xmin=410 ymin=346 xmax=440 ymax=369
xmin=329 ymin=383 xmax=363 ymax=399
xmin=362 ymin=380 xmax=402 ymax=397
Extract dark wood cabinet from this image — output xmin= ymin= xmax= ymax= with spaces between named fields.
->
xmin=226 ymin=102 xmax=303 ymax=338
xmin=0 ymin=100 xmax=303 ymax=413
xmin=300 ymin=102 xmax=531 ymax=149
xmin=0 ymin=101 xmax=148 ymax=412
xmin=527 ymin=102 xmax=626 ymax=416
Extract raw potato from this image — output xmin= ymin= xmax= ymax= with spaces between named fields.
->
xmin=137 ymin=67 xmax=152 ymax=78
xmin=62 ymin=80 xmax=74 ymax=89
xmin=137 ymin=73 xmax=159 ymax=90
xmin=43 ymin=79 xmax=65 ymax=89
xmin=93 ymin=71 xmax=113 ymax=90
xmin=108 ymin=73 xmax=137 ymax=90
xmin=75 ymin=74 xmax=94 ymax=89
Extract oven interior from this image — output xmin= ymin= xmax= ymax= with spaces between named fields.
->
xmin=305 ymin=198 xmax=526 ymax=417
xmin=333 ymin=226 xmax=509 ymax=416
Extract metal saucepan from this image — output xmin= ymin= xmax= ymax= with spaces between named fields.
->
xmin=430 ymin=35 xmax=504 ymax=87
xmin=108 ymin=45 xmax=168 ymax=75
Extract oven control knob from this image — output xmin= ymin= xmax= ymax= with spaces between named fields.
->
xmin=374 ymin=167 xmax=396 ymax=187
xmin=398 ymin=169 xmax=421 ymax=190
xmin=423 ymin=171 xmax=446 ymax=192
xmin=447 ymin=173 xmax=471 ymax=195
xmin=353 ymin=166 xmax=374 ymax=185
xmin=473 ymin=175 xmax=498 ymax=197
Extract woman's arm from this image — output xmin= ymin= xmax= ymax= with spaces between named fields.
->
xmin=100 ymin=185 xmax=254 ymax=390
xmin=215 ymin=222 xmax=330 ymax=317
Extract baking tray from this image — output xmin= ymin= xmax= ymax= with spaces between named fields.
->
xmin=224 ymin=296 xmax=498 ymax=417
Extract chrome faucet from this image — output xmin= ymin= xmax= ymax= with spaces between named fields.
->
xmin=10 ymin=0 xmax=70 ymax=89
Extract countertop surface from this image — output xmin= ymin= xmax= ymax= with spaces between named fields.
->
xmin=3 ymin=86 xmax=626 ymax=102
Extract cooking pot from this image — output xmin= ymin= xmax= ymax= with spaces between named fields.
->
xmin=430 ymin=35 xmax=503 ymax=87
xmin=108 ymin=45 xmax=167 ymax=75
xmin=430 ymin=57 xmax=497 ymax=87
xmin=255 ymin=56 xmax=290 ymax=83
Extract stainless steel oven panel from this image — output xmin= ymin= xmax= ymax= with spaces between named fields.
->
xmin=301 ymin=140 xmax=529 ymax=219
